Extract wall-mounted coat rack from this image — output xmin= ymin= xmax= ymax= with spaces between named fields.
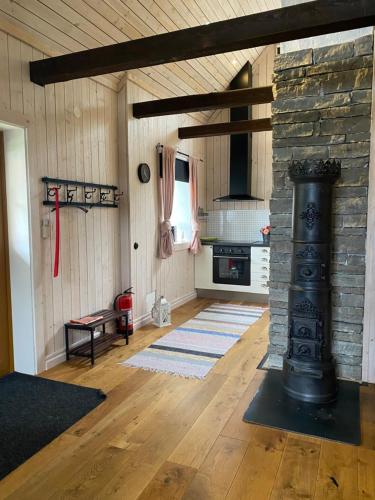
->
xmin=42 ymin=177 xmax=123 ymax=212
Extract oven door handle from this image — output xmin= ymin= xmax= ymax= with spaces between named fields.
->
xmin=213 ymin=255 xmax=250 ymax=260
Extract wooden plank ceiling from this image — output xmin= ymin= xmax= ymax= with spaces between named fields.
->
xmin=0 ymin=0 xmax=281 ymax=106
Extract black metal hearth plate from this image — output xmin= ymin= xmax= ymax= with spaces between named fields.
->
xmin=243 ymin=370 xmax=360 ymax=445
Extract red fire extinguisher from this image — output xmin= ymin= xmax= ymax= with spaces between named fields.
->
xmin=114 ymin=287 xmax=134 ymax=336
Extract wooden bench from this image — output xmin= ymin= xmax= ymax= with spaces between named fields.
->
xmin=64 ymin=309 xmax=129 ymax=365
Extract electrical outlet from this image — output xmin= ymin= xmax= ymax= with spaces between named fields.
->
xmin=41 ymin=218 xmax=50 ymax=239
xmin=146 ymin=291 xmax=156 ymax=313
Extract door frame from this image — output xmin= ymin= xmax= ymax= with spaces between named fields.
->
xmin=0 ymin=110 xmax=37 ymax=375
xmin=362 ymin=27 xmax=375 ymax=383
xmin=0 ymin=131 xmax=13 ymax=375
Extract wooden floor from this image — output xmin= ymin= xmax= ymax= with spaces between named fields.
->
xmin=0 ymin=298 xmax=374 ymax=499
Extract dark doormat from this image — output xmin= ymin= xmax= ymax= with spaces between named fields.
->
xmin=243 ymin=370 xmax=360 ymax=445
xmin=0 ymin=372 xmax=106 ymax=480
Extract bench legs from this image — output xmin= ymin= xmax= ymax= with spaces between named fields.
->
xmin=65 ymin=326 xmax=70 ymax=361
xmin=90 ymin=331 xmax=95 ymax=366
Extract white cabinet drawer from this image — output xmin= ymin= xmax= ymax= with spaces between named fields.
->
xmin=252 ymin=271 xmax=269 ymax=282
xmin=251 ymin=282 xmax=269 ymax=294
xmin=251 ymin=247 xmax=270 ymax=265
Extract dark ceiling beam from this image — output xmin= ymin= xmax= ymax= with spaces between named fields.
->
xmin=133 ymin=86 xmax=274 ymax=118
xmin=30 ymin=0 xmax=375 ymax=86
xmin=178 ymin=118 xmax=272 ymax=139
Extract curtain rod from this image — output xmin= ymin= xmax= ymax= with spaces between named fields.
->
xmin=156 ymin=143 xmax=203 ymax=162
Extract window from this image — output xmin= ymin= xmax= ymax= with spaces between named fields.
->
xmin=170 ymin=158 xmax=191 ymax=244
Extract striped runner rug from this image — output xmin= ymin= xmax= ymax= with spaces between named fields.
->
xmin=120 ymin=303 xmax=267 ymax=379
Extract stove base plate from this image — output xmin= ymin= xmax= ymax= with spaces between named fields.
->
xmin=243 ymin=370 xmax=360 ymax=445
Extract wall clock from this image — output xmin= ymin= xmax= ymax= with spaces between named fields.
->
xmin=138 ymin=163 xmax=151 ymax=183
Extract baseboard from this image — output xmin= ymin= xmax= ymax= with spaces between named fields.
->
xmin=45 ymin=290 xmax=198 ymax=371
xmin=196 ymin=288 xmax=269 ymax=304
xmin=134 ymin=290 xmax=198 ymax=331
xmin=44 ymin=331 xmax=102 ymax=371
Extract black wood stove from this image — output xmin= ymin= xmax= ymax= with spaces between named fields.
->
xmin=243 ymin=158 xmax=361 ymax=445
xmin=283 ymin=159 xmax=341 ymax=404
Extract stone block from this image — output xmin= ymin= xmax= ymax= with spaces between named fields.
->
xmin=270 ymin=322 xmax=287 ymax=334
xmin=314 ymin=42 xmax=354 ymax=64
xmin=273 ymin=147 xmax=293 ymax=162
xmin=342 ymin=214 xmax=367 ymax=228
xmin=329 ymin=142 xmax=370 ymax=159
xmin=335 ymin=186 xmax=368 ymax=198
xmin=331 ymin=273 xmax=365 ymax=288
xmin=336 ymin=364 xmax=362 ymax=381
xmin=319 ymin=103 xmax=371 ymax=119
xmin=292 ymin=145 xmax=329 ymax=160
xmin=273 ymin=122 xmax=315 ymax=139
xmin=273 ymin=67 xmax=306 ymax=82
xmin=275 ymin=79 xmax=321 ymax=98
xmin=267 ymin=354 xmax=283 ymax=369
xmin=332 ymin=286 xmax=365 ymax=296
xmin=269 ymin=300 xmax=288 ymax=311
xmin=273 ymin=161 xmax=290 ymax=172
xmin=320 ymin=116 xmax=371 ymax=136
xmin=331 ymin=255 xmax=366 ymax=274
xmin=332 ymin=306 xmax=364 ymax=324
xmin=274 ymin=49 xmax=313 ymax=72
xmin=322 ymin=68 xmax=373 ymax=94
xmin=270 ymin=240 xmax=292 ymax=254
xmin=273 ymin=135 xmax=345 ymax=149
xmin=346 ymin=133 xmax=371 ymax=143
xmin=337 ymin=168 xmax=368 ymax=188
xmin=270 ymin=256 xmax=291 ymax=269
xmin=270 ymin=213 xmax=292 ymax=228
xmin=334 ymin=354 xmax=362 ymax=367
xmin=306 ymin=55 xmax=373 ymax=77
xmin=272 ymin=93 xmax=351 ymax=114
xmin=333 ymin=196 xmax=368 ymax=215
xmin=352 ymin=89 xmax=372 ymax=104
xmin=332 ymin=321 xmax=363 ymax=334
xmin=333 ymin=227 xmax=366 ymax=237
xmin=270 ymin=314 xmax=288 ymax=328
xmin=340 ymin=158 xmax=369 ymax=170
xmin=333 ymin=330 xmax=363 ymax=343
xmin=332 ymin=340 xmax=363 ymax=357
xmin=271 ymin=189 xmax=293 ymax=199
xmin=270 ymin=306 xmax=288 ymax=317
xmin=354 ymin=35 xmax=373 ymax=57
xmin=268 ymin=343 xmax=287 ymax=356
xmin=333 ymin=292 xmax=365 ymax=308
xmin=271 ymin=110 xmax=320 ymax=125
xmin=269 ymin=287 xmax=288 ymax=303
xmin=269 ymin=333 xmax=288 ymax=349
xmin=270 ymin=197 xmax=293 ymax=214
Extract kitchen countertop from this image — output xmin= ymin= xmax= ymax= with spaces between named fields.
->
xmin=200 ymin=239 xmax=270 ymax=248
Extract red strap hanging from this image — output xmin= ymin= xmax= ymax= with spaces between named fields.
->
xmin=53 ymin=187 xmax=60 ymax=278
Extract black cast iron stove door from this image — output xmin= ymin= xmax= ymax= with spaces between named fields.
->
xmin=283 ymin=159 xmax=341 ymax=404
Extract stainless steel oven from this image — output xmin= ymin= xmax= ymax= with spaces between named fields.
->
xmin=213 ymin=245 xmax=251 ymax=286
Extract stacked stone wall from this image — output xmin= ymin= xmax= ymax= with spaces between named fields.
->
xmin=269 ymin=35 xmax=373 ymax=380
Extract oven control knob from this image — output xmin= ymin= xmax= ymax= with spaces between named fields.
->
xmin=229 ymin=249 xmax=233 ymax=254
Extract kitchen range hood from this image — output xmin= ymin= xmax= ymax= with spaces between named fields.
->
xmin=214 ymin=62 xmax=263 ymax=202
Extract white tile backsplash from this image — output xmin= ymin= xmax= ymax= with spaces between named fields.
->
xmin=206 ymin=209 xmax=270 ymax=242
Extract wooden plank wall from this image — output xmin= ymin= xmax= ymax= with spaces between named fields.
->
xmin=120 ymin=79 xmax=205 ymax=324
xmin=0 ymin=29 xmax=120 ymax=372
xmin=205 ymin=45 xmax=275 ymax=211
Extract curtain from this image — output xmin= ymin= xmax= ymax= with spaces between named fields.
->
xmin=189 ymin=156 xmax=202 ymax=255
xmin=159 ymin=145 xmax=176 ymax=259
